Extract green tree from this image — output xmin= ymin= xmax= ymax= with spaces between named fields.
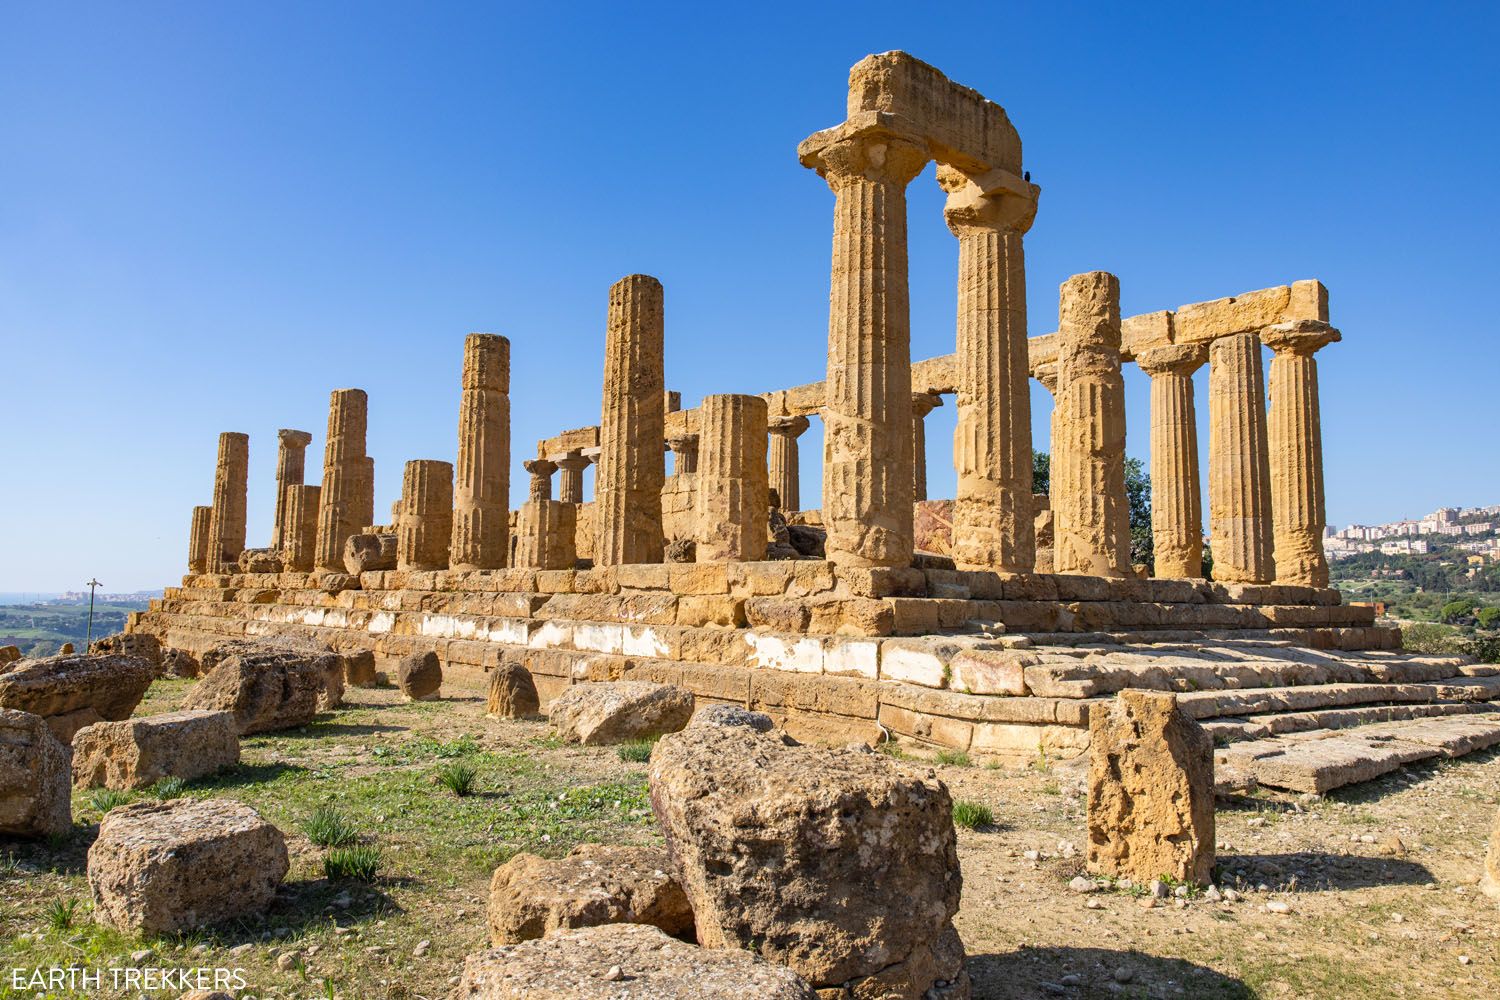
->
xmin=1031 ymin=450 xmax=1049 ymax=497
xmin=1440 ymin=598 xmax=1477 ymax=624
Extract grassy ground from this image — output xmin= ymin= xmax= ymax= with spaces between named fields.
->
xmin=1 ymin=676 xmax=1497 ymax=999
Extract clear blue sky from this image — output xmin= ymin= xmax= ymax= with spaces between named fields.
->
xmin=3 ymin=3 xmax=1496 ymax=592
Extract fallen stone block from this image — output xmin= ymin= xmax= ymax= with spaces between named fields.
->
xmin=72 ymin=710 xmax=239 ymax=790
xmin=487 ymin=661 xmax=539 ymax=719
xmin=343 ymin=648 xmax=377 ymax=688
xmin=344 ymin=532 xmax=397 ymax=574
xmin=1216 ymin=732 xmax=1439 ymax=794
xmin=0 ymin=653 xmax=155 ymax=743
xmin=0 ymin=708 xmax=72 ymax=838
xmin=199 ymin=638 xmax=344 ymax=713
xmin=399 ymin=651 xmax=443 ymax=701
xmin=89 ymin=633 xmax=163 ymax=674
xmin=689 ymin=704 xmax=774 ymax=732
xmin=88 ymin=798 xmax=288 ymax=933
xmin=487 ymin=844 xmax=693 ymax=945
xmin=182 ymin=651 xmax=323 ymax=735
xmin=550 ymin=681 xmax=693 ymax=746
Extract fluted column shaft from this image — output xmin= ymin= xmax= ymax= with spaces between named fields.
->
xmin=596 ymin=274 xmax=666 ymax=565
xmin=556 ymin=452 xmax=590 ymax=504
xmin=667 ymin=435 xmax=699 ymax=477
xmin=1208 ymin=333 xmax=1275 ymax=583
xmin=910 ymin=393 xmax=942 ymax=503
xmin=1138 ymin=345 xmax=1207 ymax=578
xmin=804 ymin=129 xmax=927 ymax=567
xmin=271 ymin=429 xmax=313 ymax=551
xmin=451 ymin=333 xmax=511 ymax=570
xmin=1264 ymin=320 xmax=1340 ymax=587
xmin=524 ymin=459 xmax=556 ymax=503
xmin=206 ymin=431 xmax=249 ymax=572
xmin=188 ymin=506 xmax=212 ymax=574
xmin=1052 ymin=272 xmax=1130 ymax=577
xmin=514 ymin=500 xmax=577 ymax=570
xmin=282 ymin=485 xmax=322 ymax=572
xmin=397 ymin=460 xmax=454 ymax=572
xmin=766 ymin=416 xmax=808 ymax=512
xmin=696 ymin=394 xmax=769 ymax=562
xmin=315 ymin=389 xmax=373 ymax=573
xmin=943 ymin=168 xmax=1039 ymax=572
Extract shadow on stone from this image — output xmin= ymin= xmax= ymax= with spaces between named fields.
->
xmin=1215 ymin=851 xmax=1432 ymax=892
xmin=968 ymin=946 xmax=1253 ymax=999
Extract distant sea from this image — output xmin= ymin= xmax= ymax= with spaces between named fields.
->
xmin=0 ymin=593 xmax=62 ymax=605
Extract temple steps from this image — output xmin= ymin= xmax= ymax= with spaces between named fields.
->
xmin=1201 ymin=700 xmax=1499 ymax=743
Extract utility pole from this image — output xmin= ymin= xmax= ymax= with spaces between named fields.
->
xmin=85 ymin=578 xmax=102 ymax=650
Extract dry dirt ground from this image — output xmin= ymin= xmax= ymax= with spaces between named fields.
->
xmin=1 ymin=674 xmax=1496 ymax=1000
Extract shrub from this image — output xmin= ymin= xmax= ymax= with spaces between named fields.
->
xmin=436 ymin=761 xmax=478 ymax=797
xmin=45 ymin=897 xmax=79 ymax=931
xmin=1476 ymin=606 xmax=1500 ymax=629
xmin=324 ymin=845 xmax=382 ymax=882
xmin=616 ymin=739 xmax=656 ymax=763
xmin=302 ymin=806 xmax=359 ymax=848
xmin=150 ymin=777 xmax=187 ymax=800
xmin=87 ymin=788 xmax=132 ymax=815
xmin=952 ymin=800 xmax=994 ymax=830
xmin=1440 ymin=598 xmax=1477 ymax=624
xmin=935 ymin=749 xmax=972 ymax=767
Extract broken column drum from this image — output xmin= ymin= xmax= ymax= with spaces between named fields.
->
xmin=695 ymin=393 xmax=769 ymax=562
xmin=397 ymin=460 xmax=454 ymax=572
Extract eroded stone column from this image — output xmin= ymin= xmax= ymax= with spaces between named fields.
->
xmin=667 ymin=434 xmax=699 ymax=476
xmin=314 ymin=389 xmax=373 ymax=573
xmin=942 ymin=167 xmax=1039 ymax=572
xmin=1208 ymin=333 xmax=1274 ymax=583
xmin=910 ymin=393 xmax=942 ymax=503
xmin=801 ymin=124 xmax=927 ymax=567
xmin=188 ymin=506 xmax=212 ymax=574
xmin=766 ymin=416 xmax=808 ymax=513
xmin=1263 ymin=320 xmax=1340 ymax=588
xmin=514 ymin=500 xmax=577 ymax=570
xmin=595 ymin=274 xmax=666 ymax=565
xmin=556 ymin=451 xmax=590 ymax=504
xmin=206 ymin=432 xmax=249 ymax=573
xmin=282 ymin=484 xmax=322 ymax=572
xmin=397 ymin=460 xmax=454 ymax=572
xmin=1137 ymin=345 xmax=1208 ymax=579
xmin=524 ymin=458 xmax=556 ymax=503
xmin=695 ymin=394 xmax=769 ymax=562
xmin=451 ymin=333 xmax=511 ymax=571
xmin=271 ymin=429 xmax=313 ymax=551
xmin=1052 ymin=272 xmax=1130 ymax=577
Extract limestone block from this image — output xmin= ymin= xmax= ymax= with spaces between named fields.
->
xmin=237 ymin=547 xmax=281 ymax=573
xmin=343 ymin=649 xmax=377 ymax=687
xmin=89 ymin=632 xmax=162 ymax=674
xmin=344 ymin=532 xmax=397 ymax=574
xmin=487 ymin=661 xmax=539 ymax=719
xmin=514 ymin=500 xmax=577 ymax=570
xmin=397 ymin=460 xmax=454 ymax=572
xmin=949 ymin=649 xmax=1028 ymax=696
xmin=459 ymin=923 xmax=817 ymax=999
xmin=690 ymin=704 xmax=775 ymax=732
xmin=1087 ymin=690 xmax=1214 ymax=885
xmin=486 ymin=843 xmax=693 ymax=944
xmin=549 ymin=681 xmax=693 ymax=745
xmin=72 ymin=710 xmax=239 ymax=790
xmin=649 ymin=725 xmax=967 ymax=997
xmin=0 ymin=653 xmax=155 ymax=744
xmin=182 ymin=649 xmax=323 ymax=735
xmin=398 ymin=651 xmax=443 ymax=701
xmin=0 ymin=708 xmax=72 ymax=838
xmin=87 ymin=798 xmax=288 ymax=933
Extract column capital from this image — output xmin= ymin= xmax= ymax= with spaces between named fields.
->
xmin=1033 ymin=362 xmax=1059 ymax=394
xmin=555 ymin=451 xmax=591 ymax=473
xmin=767 ymin=415 xmax=810 ymax=438
xmin=277 ymin=428 xmax=313 ymax=449
xmin=911 ymin=392 xmax=944 ymax=419
xmin=799 ymin=113 xmax=929 ymax=191
xmin=938 ymin=164 xmax=1040 ymax=237
xmin=1261 ymin=320 xmax=1341 ymax=357
xmin=1136 ymin=343 xmax=1208 ymax=378
xmin=523 ymin=458 xmax=556 ymax=477
xmin=665 ymin=433 xmax=699 ymax=453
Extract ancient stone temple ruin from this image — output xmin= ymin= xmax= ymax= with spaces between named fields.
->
xmin=131 ymin=52 xmax=1500 ymax=789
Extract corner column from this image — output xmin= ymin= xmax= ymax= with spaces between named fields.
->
xmin=206 ymin=431 xmax=249 ymax=573
xmin=1052 ymin=272 xmax=1130 ymax=577
xmin=1263 ymin=320 xmax=1340 ymax=587
xmin=766 ymin=416 xmax=808 ymax=513
xmin=397 ymin=460 xmax=454 ymax=572
xmin=1208 ymin=333 xmax=1275 ymax=583
xmin=314 ymin=389 xmax=373 ymax=573
xmin=451 ymin=333 xmax=511 ymax=570
xmin=595 ymin=274 xmax=666 ymax=565
xmin=271 ymin=429 xmax=313 ymax=551
xmin=1137 ymin=345 xmax=1208 ymax=578
xmin=695 ymin=394 xmax=769 ymax=562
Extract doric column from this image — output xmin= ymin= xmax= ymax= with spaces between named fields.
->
xmin=1034 ymin=363 xmax=1060 ymax=505
xmin=766 ymin=416 xmax=808 ymax=513
xmin=910 ymin=393 xmax=943 ymax=503
xmin=514 ymin=500 xmax=577 ymax=570
xmin=1052 ymin=272 xmax=1130 ymax=578
xmin=188 ymin=506 xmax=212 ymax=574
xmin=397 ymin=460 xmax=454 ymax=572
xmin=451 ymin=333 xmax=511 ymax=571
xmin=800 ymin=122 xmax=928 ymax=567
xmin=314 ymin=389 xmax=373 ymax=573
xmin=282 ymin=484 xmax=322 ymax=572
xmin=595 ymin=274 xmax=666 ymax=565
xmin=1137 ymin=344 xmax=1208 ymax=579
xmin=556 ymin=451 xmax=590 ymax=504
xmin=695 ymin=394 xmax=769 ymax=562
xmin=524 ymin=458 xmax=556 ymax=503
xmin=666 ymin=434 xmax=699 ymax=476
xmin=206 ymin=431 xmax=249 ymax=572
xmin=941 ymin=166 xmax=1040 ymax=572
xmin=271 ymin=429 xmax=313 ymax=551
xmin=1208 ymin=332 xmax=1275 ymax=583
xmin=1263 ymin=320 xmax=1340 ymax=588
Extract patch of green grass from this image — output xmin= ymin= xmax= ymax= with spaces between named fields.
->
xmin=436 ymin=760 xmax=479 ymax=796
xmin=616 ymin=739 xmax=657 ymax=763
xmin=86 ymin=788 xmax=133 ymax=815
xmin=302 ymin=806 xmax=360 ymax=847
xmin=952 ymin=800 xmax=995 ymax=830
xmin=370 ymin=733 xmax=480 ymax=763
xmin=45 ymin=896 xmax=80 ymax=931
xmin=876 ymin=742 xmax=908 ymax=759
xmin=324 ymin=845 xmax=382 ymax=881
xmin=935 ymin=749 xmax=971 ymax=767
xmin=150 ymin=776 xmax=188 ymax=800
xmin=1040 ymin=780 xmax=1061 ymax=796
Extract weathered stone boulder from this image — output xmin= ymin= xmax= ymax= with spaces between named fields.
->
xmin=649 ymin=726 xmax=968 ymax=999
xmin=487 ymin=844 xmax=693 ymax=945
xmin=72 ymin=710 xmax=239 ymax=790
xmin=458 ymin=923 xmax=817 ymax=999
xmin=160 ymin=648 xmax=200 ymax=679
xmin=1087 ymin=689 xmax=1215 ymax=886
xmin=487 ymin=661 xmax=539 ymax=719
xmin=89 ymin=633 xmax=163 ymax=674
xmin=318 ymin=572 xmax=360 ymax=595
xmin=88 ymin=797 xmax=288 ymax=933
xmin=343 ymin=648 xmax=377 ymax=687
xmin=0 ymin=708 xmax=72 ymax=838
xmin=344 ymin=532 xmax=398 ymax=574
xmin=0 ymin=653 xmax=155 ymax=743
xmin=0 ymin=645 xmax=20 ymax=667
xmin=551 ymin=682 xmax=693 ymax=746
xmin=1483 ymin=805 xmax=1499 ymax=904
xmin=58 ymin=643 xmax=74 ymax=654
xmin=200 ymin=638 xmax=344 ymax=712
xmin=786 ymin=523 xmax=825 ymax=559
xmin=398 ymin=651 xmax=443 ymax=701
xmin=689 ymin=704 xmax=774 ymax=733
xmin=237 ymin=547 xmax=282 ymax=573
xmin=182 ymin=651 xmax=323 ymax=735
